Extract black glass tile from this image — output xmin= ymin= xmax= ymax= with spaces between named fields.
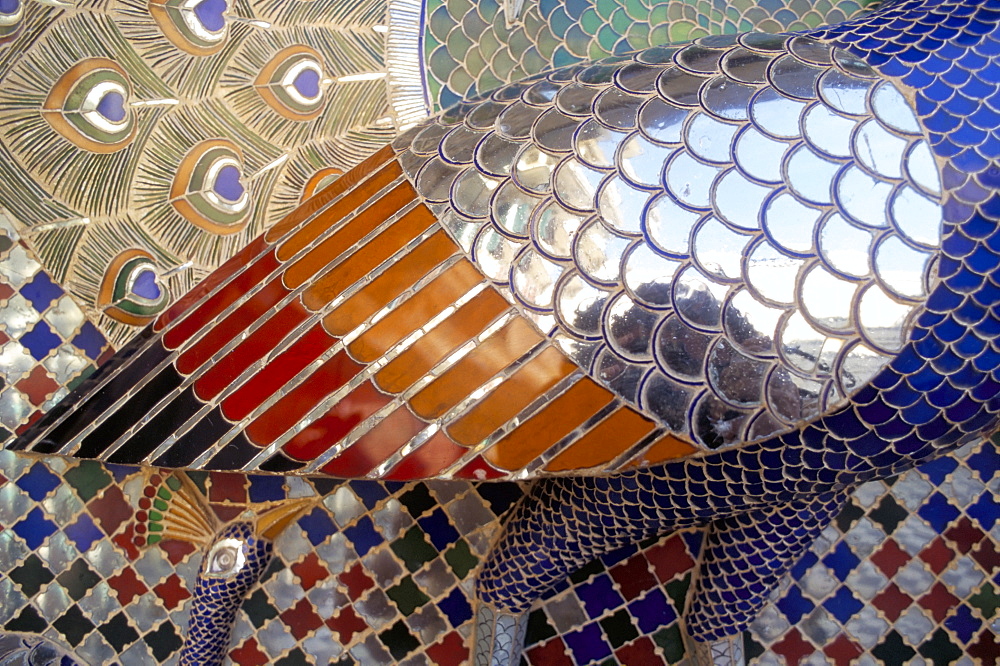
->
xmin=57 ymin=559 xmax=100 ymax=601
xmin=378 ymin=620 xmax=419 ymax=660
xmin=243 ymin=589 xmax=279 ymax=628
xmin=275 ymin=648 xmax=310 ymax=666
xmin=10 ymin=554 xmax=53 ymax=596
xmin=399 ymin=484 xmax=436 ymax=519
xmin=652 ymin=623 xmax=685 ymax=663
xmin=474 ymin=482 xmax=524 ymax=515
xmin=111 ymin=386 xmax=203 ymax=464
xmin=524 ymin=609 xmax=557 ymax=646
xmin=144 ymin=621 xmax=183 ymax=661
xmin=600 ymin=610 xmax=639 ymax=648
xmin=52 ymin=605 xmax=93 ymax=646
xmin=5 ymin=605 xmax=47 ymax=634
xmin=744 ymin=634 xmax=766 ymax=660
xmin=872 ymin=631 xmax=916 ymax=666
xmin=918 ymin=628 xmax=963 ymax=665
xmin=204 ymin=432 xmax=260 ymax=470
xmin=870 ymin=495 xmax=909 ymax=534
xmin=569 ymin=559 xmax=605 ymax=585
xmin=260 ymin=453 xmax=306 ymax=473
xmin=835 ymin=500 xmax=865 ymax=532
xmin=98 ymin=612 xmax=139 ymax=652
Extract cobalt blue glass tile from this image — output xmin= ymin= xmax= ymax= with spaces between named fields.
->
xmin=901 ymin=398 xmax=940 ymax=425
xmin=343 ymin=516 xmax=382 ymax=556
xmin=12 ymin=507 xmax=57 ymax=550
xmin=71 ymin=322 xmax=106 ymax=359
xmin=823 ymin=542 xmax=861 ymax=581
xmin=352 ymin=481 xmax=388 ymax=509
xmin=946 ymin=395 xmax=980 ymax=422
xmin=823 ymin=587 xmax=864 ymax=623
xmin=21 ymin=321 xmax=61 ymax=361
xmin=416 ymin=509 xmax=459 ymax=551
xmin=917 ymin=492 xmax=962 ymax=532
xmin=953 ymin=145 xmax=992 ymax=172
xmin=436 ymin=586 xmax=472 ymax=628
xmin=790 ymin=551 xmax=818 ymax=579
xmin=575 ymin=574 xmax=624 ymax=617
xmin=16 ymin=463 xmax=61 ymax=500
xmin=21 ymin=272 xmax=62 ymax=311
xmin=823 ymin=410 xmax=869 ymax=439
xmin=247 ymin=475 xmax=285 ymax=502
xmin=972 ymin=345 xmax=1000 ymax=371
xmin=776 ymin=586 xmax=814 ymax=624
xmin=563 ymin=622 xmax=612 ymax=663
xmin=64 ymin=514 xmax=103 ymax=552
xmin=944 ymin=605 xmax=982 ymax=644
xmin=967 ymin=492 xmax=1000 ymax=530
xmin=857 ymin=399 xmax=897 ymax=425
xmin=955 ymin=332 xmax=986 ymax=358
xmin=847 ymin=431 xmax=891 ymax=458
xmin=945 ymin=269 xmax=984 ymax=292
xmin=298 ymin=507 xmax=337 ymax=547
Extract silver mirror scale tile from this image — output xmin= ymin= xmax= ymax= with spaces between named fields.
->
xmin=394 ymin=33 xmax=943 ymax=452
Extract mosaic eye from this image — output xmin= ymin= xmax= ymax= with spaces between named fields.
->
xmin=149 ymin=0 xmax=230 ymax=56
xmin=255 ymin=46 xmax=328 ymax=121
xmin=204 ymin=538 xmax=246 ymax=578
xmin=0 ymin=0 xmax=23 ymax=43
xmin=42 ymin=58 xmax=136 ymax=153
xmin=170 ymin=139 xmax=251 ymax=234
xmin=98 ymin=250 xmax=171 ymax=326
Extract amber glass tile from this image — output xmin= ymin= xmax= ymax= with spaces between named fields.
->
xmin=316 ymin=405 xmax=426 ymax=476
xmin=345 ymin=259 xmax=483 ymax=359
xmin=629 ymin=434 xmax=698 ymax=466
xmin=447 ymin=346 xmax=578 ymax=446
xmin=373 ymin=289 xmax=509 ymax=394
xmin=284 ymin=181 xmax=417 ymax=290
xmin=325 ymin=231 xmax=460 ymax=339
xmin=485 ymin=378 xmax=615 ymax=471
xmin=409 ymin=318 xmax=543 ymax=420
xmin=302 ymin=206 xmax=436 ymax=311
xmin=276 ymin=160 xmax=403 ymax=262
xmin=265 ymin=146 xmax=395 ymax=244
xmin=545 ymin=407 xmax=657 ymax=472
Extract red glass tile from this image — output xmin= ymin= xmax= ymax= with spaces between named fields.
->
xmin=971 ymin=539 xmax=1000 ymax=572
xmin=229 ymin=638 xmax=269 ymax=666
xmin=326 ymin=606 xmax=368 ymax=644
xmin=194 ymin=301 xmax=310 ymax=401
xmin=771 ymin=628 xmax=815 ymax=666
xmin=209 ymin=472 xmax=247 ymax=503
xmin=15 ymin=366 xmax=58 ymax=406
xmin=646 ymin=534 xmax=696 ymax=584
xmin=945 ymin=516 xmax=985 ymax=554
xmin=245 ymin=350 xmax=362 ymax=446
xmin=292 ymin=553 xmax=329 ymax=591
xmin=282 ymin=380 xmax=392 ymax=462
xmin=159 ymin=238 xmax=273 ymax=341
xmin=525 ymin=637 xmax=573 ymax=666
xmin=968 ymin=629 xmax=1000 ymax=665
xmin=918 ymin=582 xmax=960 ymax=623
xmin=453 ymin=455 xmax=507 ymax=480
xmin=316 ymin=403 xmax=422 ymax=476
xmin=0 ymin=282 xmax=14 ymax=301
xmin=614 ymin=636 xmax=660 ymax=664
xmin=340 ymin=562 xmax=374 ymax=599
xmin=425 ymin=631 xmax=468 ymax=666
xmin=210 ymin=504 xmax=244 ymax=523
xmin=15 ymin=411 xmax=41 ymax=435
xmin=383 ymin=432 xmax=467 ymax=480
xmin=0 ymin=330 xmax=9 ymax=345
xmin=920 ymin=536 xmax=956 ymax=574
xmin=160 ymin=540 xmax=196 ymax=566
xmin=823 ymin=634 xmax=863 ymax=664
xmin=872 ymin=583 xmax=913 ymax=622
xmin=281 ymin=598 xmax=324 ymax=640
xmin=87 ymin=485 xmax=133 ymax=537
xmin=610 ymin=554 xmax=659 ymax=601
xmin=113 ymin=524 xmax=141 ymax=560
xmin=871 ymin=539 xmax=911 ymax=578
xmin=153 ymin=574 xmax=191 ymax=610
xmin=107 ymin=568 xmax=148 ymax=605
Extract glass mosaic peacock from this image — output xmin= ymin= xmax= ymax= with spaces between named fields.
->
xmin=5 ymin=0 xmax=1000 ymax=663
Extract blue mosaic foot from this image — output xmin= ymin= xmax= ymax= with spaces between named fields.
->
xmin=472 ymin=603 xmax=528 ymax=666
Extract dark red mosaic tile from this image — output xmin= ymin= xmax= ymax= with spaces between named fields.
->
xmin=281 ymin=598 xmax=323 ymax=640
xmin=610 ymin=554 xmax=659 ymax=601
xmin=326 ymin=605 xmax=367 ymax=644
xmin=291 ymin=552 xmax=329 ymax=590
xmin=208 ymin=471 xmax=247 ymax=503
xmin=645 ymin=534 xmax=695 ymax=584
xmin=873 ymin=583 xmax=914 ymax=622
xmin=525 ymin=637 xmax=574 ymax=666
xmin=153 ymin=574 xmax=191 ymax=610
xmin=107 ymin=568 xmax=147 ymax=605
xmin=871 ymin=539 xmax=911 ymax=578
xmin=945 ymin=516 xmax=985 ymax=554
xmin=771 ymin=628 xmax=815 ymax=666
xmin=340 ymin=562 xmax=375 ymax=599
xmin=424 ymin=630 xmax=467 ymax=666
xmin=88 ymin=485 xmax=133 ymax=537
xmin=229 ymin=638 xmax=269 ymax=666
xmin=919 ymin=536 xmax=956 ymax=574
xmin=614 ymin=636 xmax=662 ymax=664
xmin=823 ymin=634 xmax=863 ymax=664
xmin=919 ymin=582 xmax=960 ymax=623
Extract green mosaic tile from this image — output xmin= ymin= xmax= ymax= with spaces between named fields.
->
xmin=653 ymin=623 xmax=685 ymax=663
xmin=63 ymin=461 xmax=112 ymax=503
xmin=443 ymin=539 xmax=477 ymax=579
xmin=391 ymin=527 xmax=438 ymax=572
xmin=387 ymin=576 xmax=430 ymax=616
xmin=664 ymin=574 xmax=691 ymax=616
xmin=970 ymin=582 xmax=999 ymax=619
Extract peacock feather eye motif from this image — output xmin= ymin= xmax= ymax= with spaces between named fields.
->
xmin=148 ymin=0 xmax=230 ymax=56
xmin=97 ymin=249 xmax=171 ymax=326
xmin=41 ymin=58 xmax=136 ymax=154
xmin=0 ymin=0 xmax=23 ymax=43
xmin=254 ymin=45 xmax=327 ymax=121
xmin=170 ymin=139 xmax=251 ymax=235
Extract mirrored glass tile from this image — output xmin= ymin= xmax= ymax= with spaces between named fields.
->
xmin=594 ymin=348 xmax=646 ymax=403
xmin=857 ymin=285 xmax=913 ymax=352
xmin=665 ymin=152 xmax=724 ymax=208
xmin=708 ymin=338 xmax=769 ymax=408
xmin=467 ymin=100 xmax=509 ymax=129
xmin=623 ymin=244 xmax=682 ymax=308
xmin=645 ymin=194 xmax=702 ymax=256
xmin=724 ymin=289 xmax=782 ymax=356
xmin=533 ymin=200 xmax=587 ymax=259
xmin=523 ymin=79 xmax=562 ymax=106
xmin=636 ymin=46 xmax=679 ymax=65
xmin=439 ymin=101 xmax=478 ymax=126
xmin=802 ymin=104 xmax=857 ymax=158
xmin=441 ymin=208 xmax=485 ymax=253
xmin=497 ymin=102 xmax=544 ymax=139
xmin=555 ymin=272 xmax=610 ymax=338
xmin=594 ymin=88 xmax=644 ymax=130
xmin=399 ymin=151 xmax=431 ymax=180
xmin=800 ymin=263 xmax=857 ymax=331
xmin=555 ymin=83 xmax=599 ymax=116
xmin=673 ymin=265 xmax=728 ymax=331
xmin=491 ymin=180 xmax=539 ymax=237
xmin=657 ymin=68 xmax=707 ymax=107
xmin=474 ymin=226 xmax=522 ymax=281
xmin=474 ymin=133 xmax=521 ymax=178
xmin=873 ymin=236 xmax=931 ymax=300
xmin=0 ymin=293 xmax=40 ymax=338
xmin=392 ymin=124 xmax=421 ymax=151
xmin=853 ymin=119 xmax=907 ymax=179
xmin=721 ymin=48 xmax=773 ymax=84
xmin=693 ymin=392 xmax=750 ymax=448
xmin=532 ymin=109 xmax=581 ymax=153
xmin=575 ymin=120 xmax=627 ymax=168
xmin=493 ymin=81 xmax=530 ymax=102
xmin=440 ymin=125 xmax=487 ymax=164
xmin=574 ymin=219 xmax=631 ymax=283
xmin=598 ymin=176 xmax=650 ymax=235
xmin=779 ymin=312 xmax=838 ymax=375
xmin=416 ymin=157 xmax=464 ymax=203
xmin=788 ymin=36 xmax=833 ymax=66
xmin=734 ymin=127 xmax=788 ymax=183
xmin=553 ymin=158 xmax=605 ymax=212
xmin=577 ymin=62 xmax=620 ymax=85
xmin=410 ymin=123 xmax=451 ymax=155
xmin=685 ymin=113 xmax=738 ymax=164
xmin=512 ymin=247 xmax=563 ymax=310
xmin=751 ymin=88 xmax=808 ymax=138
xmin=619 ymin=133 xmax=672 ymax=187
xmin=638 ymin=98 xmax=687 ymax=145
xmin=654 ymin=315 xmax=712 ymax=382
xmin=838 ymin=342 xmax=890 ymax=394
xmin=512 ymin=145 xmax=559 ymax=194
xmin=763 ymin=193 xmax=821 ymax=254
xmin=904 ymin=141 xmax=942 ymax=197
xmin=693 ymin=216 xmax=751 ymax=281
xmin=605 ymin=291 xmax=659 ymax=362
xmin=452 ymin=170 xmax=502 ymax=218
xmin=713 ymin=168 xmax=770 ymax=231
xmin=675 ymin=44 xmax=726 ymax=74
xmin=769 ymin=56 xmax=823 ymax=100
xmin=832 ymin=48 xmax=878 ymax=79
xmin=836 ymin=165 xmax=893 ymax=228
xmin=766 ymin=366 xmax=824 ymax=423
xmin=326 ymin=486 xmax=365 ymax=528
xmin=739 ymin=32 xmax=788 ymax=53
xmin=818 ymin=213 xmax=873 ymax=278
xmin=44 ymin=295 xmax=84 ymax=339
xmin=786 ymin=145 xmax=840 ymax=205
xmin=701 ymin=77 xmax=755 ymax=122
xmin=42 ymin=345 xmax=88 ymax=385
xmin=616 ymin=63 xmax=661 ymax=94
xmin=818 ymin=68 xmax=873 ymax=116
xmin=871 ymin=82 xmax=921 ymax=135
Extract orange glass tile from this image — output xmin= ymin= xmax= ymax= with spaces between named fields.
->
xmin=326 ymin=232 xmax=460 ymax=339
xmin=163 ymin=247 xmax=280 ymax=350
xmin=276 ymin=160 xmax=404 ymax=262
xmin=282 ymin=380 xmax=394 ymax=462
xmin=176 ymin=279 xmax=290 ymax=375
xmin=265 ymin=146 xmax=395 ymax=244
xmin=373 ymin=289 xmax=509 ymax=395
xmin=345 ymin=259 xmax=482 ymax=359
xmin=409 ymin=318 xmax=543 ymax=420
xmin=315 ymin=404 xmax=425 ymax=476
xmin=629 ymin=434 xmax=698 ymax=466
xmin=302 ymin=206 xmax=437 ymax=312
xmin=284 ymin=181 xmax=417 ymax=290
xmin=544 ymin=407 xmax=657 ymax=472
xmin=484 ymin=378 xmax=615 ymax=471
xmin=447 ymin=346 xmax=578 ymax=446
xmin=383 ymin=431 xmax=467 ymax=480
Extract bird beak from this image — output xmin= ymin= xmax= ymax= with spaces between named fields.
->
xmin=256 ymin=497 xmax=318 ymax=541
